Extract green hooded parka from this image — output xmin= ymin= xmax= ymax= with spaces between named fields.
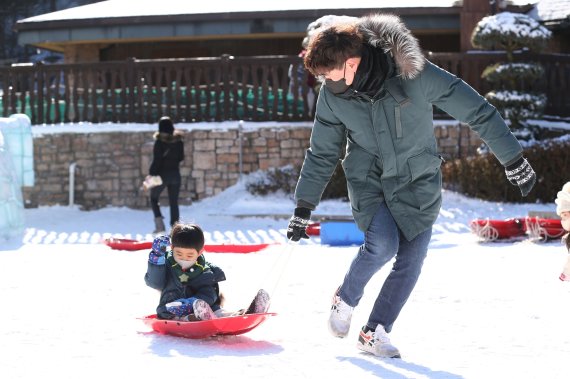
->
xmin=294 ymin=14 xmax=523 ymax=241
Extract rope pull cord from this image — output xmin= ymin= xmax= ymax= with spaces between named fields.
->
xmin=471 ymin=219 xmax=499 ymax=242
xmin=261 ymin=240 xmax=297 ymax=300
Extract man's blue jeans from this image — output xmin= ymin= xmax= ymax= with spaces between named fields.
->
xmin=338 ymin=202 xmax=432 ymax=333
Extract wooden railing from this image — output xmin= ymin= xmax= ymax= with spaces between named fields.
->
xmin=1 ymin=52 xmax=568 ymax=125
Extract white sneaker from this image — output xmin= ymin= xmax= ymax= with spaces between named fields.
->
xmin=356 ymin=325 xmax=401 ymax=358
xmin=192 ymin=299 xmax=217 ymax=321
xmin=328 ymin=287 xmax=354 ymax=338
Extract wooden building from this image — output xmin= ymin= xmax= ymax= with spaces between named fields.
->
xmin=14 ymin=0 xmax=536 ymax=64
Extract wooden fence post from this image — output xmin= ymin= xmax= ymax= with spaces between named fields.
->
xmin=221 ymin=54 xmax=232 ymax=120
xmin=36 ymin=62 xmax=44 ymax=124
xmin=127 ymin=57 xmax=136 ymax=122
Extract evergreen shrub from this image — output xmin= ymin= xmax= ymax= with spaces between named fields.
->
xmin=245 ymin=162 xmax=348 ymax=200
xmin=442 ymin=138 xmax=570 ymax=203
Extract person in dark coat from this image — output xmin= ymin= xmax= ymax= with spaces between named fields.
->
xmin=144 ymin=223 xmax=225 ymax=320
xmin=144 ymin=223 xmax=271 ymax=320
xmin=286 ymin=14 xmax=536 ymax=358
xmin=148 ymin=116 xmax=184 ymax=233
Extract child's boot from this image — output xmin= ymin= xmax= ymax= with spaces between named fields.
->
xmin=192 ymin=299 xmax=216 ymax=320
xmin=246 ymin=289 xmax=271 ymax=314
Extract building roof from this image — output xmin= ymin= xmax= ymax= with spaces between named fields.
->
xmin=19 ymin=1 xmax=460 ymax=23
xmin=527 ymin=0 xmax=570 ymax=26
xmin=15 ymin=0 xmax=468 ymax=52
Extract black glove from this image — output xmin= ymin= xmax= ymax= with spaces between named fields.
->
xmin=504 ymin=157 xmax=536 ymax=197
xmin=287 ymin=207 xmax=311 ymax=241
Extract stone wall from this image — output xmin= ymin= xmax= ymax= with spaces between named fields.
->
xmin=23 ymin=125 xmax=312 ymax=210
xmin=23 ymin=122 xmax=481 ymax=209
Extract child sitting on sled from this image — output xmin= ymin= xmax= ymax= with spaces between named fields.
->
xmin=556 ymin=182 xmax=570 ymax=281
xmin=144 ymin=222 xmax=270 ymax=320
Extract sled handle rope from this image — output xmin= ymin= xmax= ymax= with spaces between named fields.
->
xmin=525 ymin=217 xmax=547 ymax=241
xmin=471 ymin=219 xmax=499 ymax=242
xmin=260 ymin=239 xmax=296 ymax=299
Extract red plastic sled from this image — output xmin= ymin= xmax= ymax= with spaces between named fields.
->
xmin=140 ymin=312 xmax=276 ymax=339
xmin=104 ymin=238 xmax=152 ymax=251
xmin=470 ymin=217 xmax=564 ymax=242
xmin=306 ymin=222 xmax=320 ymax=236
xmin=469 ymin=218 xmax=526 ymax=241
xmin=524 ymin=217 xmax=565 ymax=240
xmin=103 ymin=238 xmax=273 ymax=253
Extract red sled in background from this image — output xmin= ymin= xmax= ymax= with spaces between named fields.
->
xmin=103 ymin=238 xmax=273 ymax=253
xmin=524 ymin=217 xmax=565 ymax=241
xmin=470 ymin=217 xmax=564 ymax=242
xmin=140 ymin=312 xmax=276 ymax=339
xmin=469 ymin=218 xmax=526 ymax=241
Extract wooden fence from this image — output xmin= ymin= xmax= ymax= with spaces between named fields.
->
xmin=1 ymin=52 xmax=569 ymax=125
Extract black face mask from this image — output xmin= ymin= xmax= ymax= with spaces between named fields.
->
xmin=325 ymin=63 xmax=350 ymax=94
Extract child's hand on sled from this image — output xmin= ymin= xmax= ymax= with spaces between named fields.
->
xmin=148 ymin=235 xmax=170 ymax=265
xmin=166 ymin=297 xmax=198 ymax=317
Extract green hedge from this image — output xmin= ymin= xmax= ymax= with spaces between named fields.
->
xmin=442 ymin=137 xmax=570 ymax=203
xmin=248 ymin=137 xmax=569 ymax=205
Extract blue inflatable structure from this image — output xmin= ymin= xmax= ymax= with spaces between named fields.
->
xmin=0 ymin=114 xmax=32 ymax=240
xmin=320 ymin=220 xmax=364 ymax=246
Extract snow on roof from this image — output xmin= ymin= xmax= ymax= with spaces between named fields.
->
xmin=528 ymin=0 xmax=570 ymax=22
xmin=19 ymin=0 xmax=461 ymax=23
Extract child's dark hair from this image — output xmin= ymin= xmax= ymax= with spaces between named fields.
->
xmin=564 ymin=233 xmax=570 ymax=251
xmin=170 ymin=223 xmax=205 ymax=251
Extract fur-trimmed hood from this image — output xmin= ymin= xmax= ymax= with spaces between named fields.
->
xmin=357 ymin=14 xmax=425 ymax=80
xmin=153 ymin=130 xmax=184 ymax=143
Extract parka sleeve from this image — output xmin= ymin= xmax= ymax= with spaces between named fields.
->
xmin=144 ymin=262 xmax=167 ymax=290
xmin=294 ymin=88 xmax=347 ymax=209
xmin=418 ymin=61 xmax=522 ymax=166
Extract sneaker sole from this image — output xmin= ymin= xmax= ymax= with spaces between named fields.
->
xmin=356 ymin=343 xmax=401 ymax=358
xmin=328 ymin=319 xmax=350 ymax=338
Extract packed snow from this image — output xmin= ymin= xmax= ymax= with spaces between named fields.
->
xmin=1 ymin=181 xmax=569 ymax=379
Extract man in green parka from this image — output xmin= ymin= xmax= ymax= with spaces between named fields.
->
xmin=286 ymin=14 xmax=536 ymax=358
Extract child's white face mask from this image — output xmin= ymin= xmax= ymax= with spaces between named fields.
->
xmin=174 ymin=256 xmax=196 ymax=270
xmin=171 ymin=246 xmax=201 ymax=270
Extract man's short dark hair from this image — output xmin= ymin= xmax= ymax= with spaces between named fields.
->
xmin=304 ymin=23 xmax=363 ymax=77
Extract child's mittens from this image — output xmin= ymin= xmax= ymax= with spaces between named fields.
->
xmin=165 ymin=297 xmax=199 ymax=317
xmin=148 ymin=235 xmax=170 ymax=265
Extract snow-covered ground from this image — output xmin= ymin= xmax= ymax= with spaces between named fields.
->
xmin=1 ymin=183 xmax=569 ymax=379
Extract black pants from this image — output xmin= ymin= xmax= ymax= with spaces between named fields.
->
xmin=150 ymin=171 xmax=181 ymax=227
